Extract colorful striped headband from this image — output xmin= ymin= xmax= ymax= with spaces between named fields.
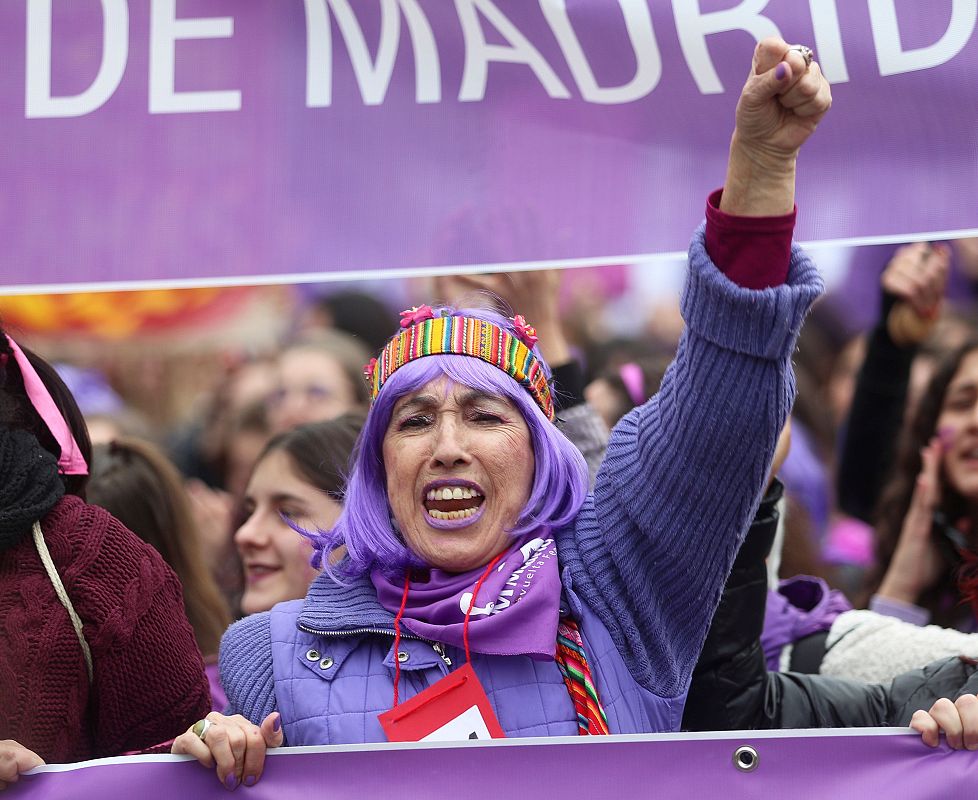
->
xmin=363 ymin=308 xmax=555 ymax=421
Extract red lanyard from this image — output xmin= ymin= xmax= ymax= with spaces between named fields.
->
xmin=391 ymin=552 xmax=503 ymax=709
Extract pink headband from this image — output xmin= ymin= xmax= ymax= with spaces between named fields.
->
xmin=618 ymin=362 xmax=645 ymax=408
xmin=5 ymin=337 xmax=88 ymax=475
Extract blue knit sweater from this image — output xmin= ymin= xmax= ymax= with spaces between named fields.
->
xmin=221 ymin=226 xmax=823 ymax=721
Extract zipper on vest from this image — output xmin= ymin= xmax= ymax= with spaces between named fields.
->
xmin=298 ymin=624 xmax=413 ymax=639
xmin=432 ymin=642 xmax=453 ymax=667
xmin=298 ymin=624 xmax=454 ymax=668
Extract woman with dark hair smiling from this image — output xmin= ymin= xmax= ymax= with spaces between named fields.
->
xmin=234 ymin=413 xmax=364 ymax=616
xmin=869 ymin=336 xmax=978 ymax=630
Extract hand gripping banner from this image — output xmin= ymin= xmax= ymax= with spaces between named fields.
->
xmin=8 ymin=730 xmax=978 ymax=799
xmin=1 ymin=1 xmax=977 ymax=293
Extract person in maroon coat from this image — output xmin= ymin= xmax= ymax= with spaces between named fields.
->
xmin=0 ymin=326 xmax=210 ymax=788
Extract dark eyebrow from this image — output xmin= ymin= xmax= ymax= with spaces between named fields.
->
xmin=269 ymin=493 xmax=308 ymax=507
xmin=243 ymin=492 xmax=307 ymax=508
xmin=458 ymin=389 xmax=507 ymax=407
xmin=948 ymin=377 xmax=978 ymax=392
xmin=393 ymin=393 xmax=440 ymax=415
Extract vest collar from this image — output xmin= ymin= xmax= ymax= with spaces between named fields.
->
xmin=298 ymin=569 xmax=396 ymax=635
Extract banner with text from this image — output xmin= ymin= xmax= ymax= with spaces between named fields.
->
xmin=8 ymin=730 xmax=977 ymax=799
xmin=2 ymin=1 xmax=977 ymax=293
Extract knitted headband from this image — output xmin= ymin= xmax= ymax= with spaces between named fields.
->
xmin=363 ymin=308 xmax=555 ymax=422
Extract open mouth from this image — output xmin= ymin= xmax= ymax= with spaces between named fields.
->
xmin=953 ymin=443 xmax=978 ymax=463
xmin=245 ymin=564 xmax=280 ymax=584
xmin=423 ymin=484 xmax=485 ymax=521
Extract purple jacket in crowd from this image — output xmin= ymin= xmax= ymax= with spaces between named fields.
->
xmin=220 ymin=228 xmax=823 ymax=743
xmin=762 ymin=576 xmax=852 ymax=671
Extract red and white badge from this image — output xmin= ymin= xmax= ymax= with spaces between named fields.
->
xmin=378 ymin=663 xmax=506 ymax=742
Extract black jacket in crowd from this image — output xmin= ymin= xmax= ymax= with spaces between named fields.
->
xmin=682 ymin=481 xmax=978 ymax=731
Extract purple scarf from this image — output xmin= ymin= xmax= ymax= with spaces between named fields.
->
xmin=371 ymin=533 xmax=561 ymax=660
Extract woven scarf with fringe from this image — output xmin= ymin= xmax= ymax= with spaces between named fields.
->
xmin=555 ymin=618 xmax=609 ymax=735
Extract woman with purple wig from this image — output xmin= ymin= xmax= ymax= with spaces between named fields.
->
xmin=173 ymin=39 xmax=971 ymax=789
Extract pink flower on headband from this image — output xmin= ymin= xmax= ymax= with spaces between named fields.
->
xmin=399 ymin=305 xmax=435 ymax=328
xmin=511 ymin=315 xmax=539 ymax=349
xmin=363 ymin=357 xmax=378 ymax=383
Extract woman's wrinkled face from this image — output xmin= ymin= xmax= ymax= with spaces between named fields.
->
xmin=267 ymin=349 xmax=357 ymax=433
xmin=937 ymin=350 xmax=978 ymax=503
xmin=234 ymin=449 xmax=340 ymax=614
xmin=382 ymin=377 xmax=535 ymax=573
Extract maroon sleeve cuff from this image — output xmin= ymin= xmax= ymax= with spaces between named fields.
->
xmin=704 ymin=188 xmax=796 ymax=289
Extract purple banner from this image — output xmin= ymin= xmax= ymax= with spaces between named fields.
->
xmin=8 ymin=731 xmax=978 ymax=799
xmin=2 ymin=1 xmax=977 ymax=293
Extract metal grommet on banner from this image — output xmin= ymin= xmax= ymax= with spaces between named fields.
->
xmin=733 ymin=745 xmax=759 ymax=772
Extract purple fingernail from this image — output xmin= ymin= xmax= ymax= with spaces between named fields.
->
xmin=225 ymin=774 xmax=238 ymax=790
xmin=244 ymin=776 xmax=257 ymax=787
xmin=775 ymin=63 xmax=787 ymax=80
xmin=938 ymin=426 xmax=956 ymax=448
xmin=272 ymin=714 xmax=281 ymax=733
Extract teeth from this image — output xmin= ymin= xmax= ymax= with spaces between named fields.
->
xmin=426 ymin=486 xmax=482 ymax=501
xmin=428 ymin=507 xmax=480 ymax=520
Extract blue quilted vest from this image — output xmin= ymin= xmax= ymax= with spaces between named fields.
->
xmin=268 ymin=572 xmax=685 ymax=745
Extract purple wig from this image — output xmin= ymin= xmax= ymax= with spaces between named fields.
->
xmin=315 ymin=307 xmax=589 ymax=577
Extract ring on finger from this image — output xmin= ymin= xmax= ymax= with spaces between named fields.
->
xmin=788 ymin=44 xmax=814 ymax=68
xmin=191 ymin=718 xmax=213 ymax=742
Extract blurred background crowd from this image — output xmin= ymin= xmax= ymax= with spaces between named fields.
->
xmin=4 ymin=235 xmax=978 ymax=659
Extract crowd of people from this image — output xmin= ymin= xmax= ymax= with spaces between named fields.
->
xmin=4 ymin=37 xmax=978 ymax=791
